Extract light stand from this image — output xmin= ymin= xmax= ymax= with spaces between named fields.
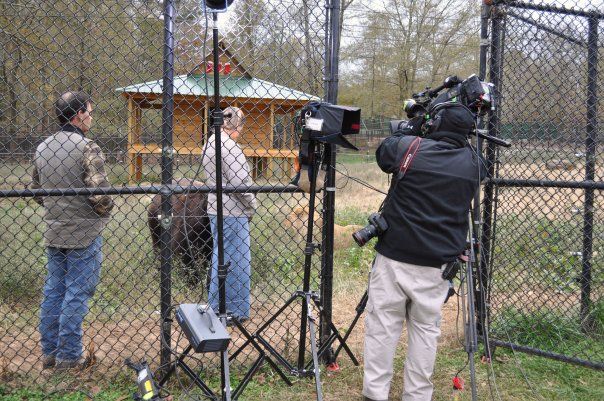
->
xmin=208 ymin=8 xmax=233 ymax=400
xmin=181 ymin=2 xmax=297 ymax=399
xmin=157 ymin=3 xmax=235 ymax=400
xmin=160 ymin=8 xmax=236 ymax=399
xmin=204 ymin=3 xmax=294 ymax=400
xmin=253 ymin=139 xmax=357 ymax=401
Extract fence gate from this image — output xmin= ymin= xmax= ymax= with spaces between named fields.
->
xmin=482 ymin=0 xmax=603 ymax=369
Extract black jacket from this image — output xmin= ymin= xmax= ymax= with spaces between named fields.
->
xmin=374 ymin=134 xmax=487 ymax=267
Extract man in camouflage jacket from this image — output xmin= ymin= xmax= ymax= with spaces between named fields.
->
xmin=31 ymin=91 xmax=113 ymax=371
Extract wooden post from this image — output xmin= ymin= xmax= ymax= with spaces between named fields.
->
xmin=127 ymin=96 xmax=143 ymax=183
xmin=134 ymin=100 xmax=143 ymax=181
xmin=127 ymin=96 xmax=136 ymax=183
xmin=268 ymin=103 xmax=275 ymax=178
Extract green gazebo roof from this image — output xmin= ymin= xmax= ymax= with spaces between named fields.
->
xmin=116 ymin=74 xmax=319 ymax=101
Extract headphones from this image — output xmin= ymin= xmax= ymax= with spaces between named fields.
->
xmin=424 ymin=101 xmax=475 ymax=135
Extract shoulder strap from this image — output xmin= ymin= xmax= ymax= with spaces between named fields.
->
xmin=396 ymin=136 xmax=422 ymax=180
xmin=379 ymin=136 xmax=423 ymax=214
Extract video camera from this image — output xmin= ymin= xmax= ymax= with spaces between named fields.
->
xmin=389 ymin=74 xmax=496 ymax=137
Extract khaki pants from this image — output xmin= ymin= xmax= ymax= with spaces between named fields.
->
xmin=362 ymin=253 xmax=449 ymax=401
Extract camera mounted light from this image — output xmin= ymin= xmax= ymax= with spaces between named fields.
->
xmin=301 ymin=102 xmax=361 ymax=150
xmin=291 ymin=102 xmax=362 ymax=193
xmin=203 ymin=0 xmax=235 ymax=12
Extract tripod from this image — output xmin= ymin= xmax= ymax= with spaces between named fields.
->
xmin=461 ymin=217 xmax=480 ymax=401
xmin=253 ymin=141 xmax=357 ymax=401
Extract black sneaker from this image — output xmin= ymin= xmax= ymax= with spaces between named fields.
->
xmin=225 ymin=315 xmax=249 ymax=327
xmin=42 ymin=355 xmax=56 ymax=370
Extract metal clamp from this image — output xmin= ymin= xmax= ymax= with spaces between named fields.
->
xmin=160 ymin=215 xmax=173 ymax=230
xmin=162 ymin=146 xmax=174 ymax=159
xmin=218 ymin=261 xmax=231 ymax=279
xmin=304 ymin=242 xmax=321 ymax=255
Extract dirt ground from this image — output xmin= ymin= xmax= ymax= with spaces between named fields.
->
xmin=0 ymin=284 xmax=465 ymax=389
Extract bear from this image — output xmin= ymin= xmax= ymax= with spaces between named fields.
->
xmin=148 ymin=178 xmax=213 ymax=288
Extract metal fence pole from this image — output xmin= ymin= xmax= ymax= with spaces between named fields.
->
xmin=159 ymin=0 xmax=176 ymax=370
xmin=474 ymin=0 xmax=492 ymax=351
xmin=480 ymin=3 xmax=504 ymax=341
xmin=580 ymin=14 xmax=599 ymax=330
xmin=319 ymin=0 xmax=341 ymax=365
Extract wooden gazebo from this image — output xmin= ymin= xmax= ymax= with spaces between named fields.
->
xmin=116 ymin=43 xmax=319 ymax=182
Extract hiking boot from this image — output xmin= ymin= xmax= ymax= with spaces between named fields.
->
xmin=54 ymin=356 xmax=94 ymax=372
xmin=42 ymin=355 xmax=56 ymax=370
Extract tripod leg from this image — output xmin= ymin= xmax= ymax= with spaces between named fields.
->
xmin=253 ymin=294 xmax=300 ymax=373
xmin=305 ymin=293 xmax=323 ymax=401
xmin=326 ymin=321 xmax=359 ymax=366
xmin=311 ymin=297 xmax=359 ymax=366
xmin=158 ymin=345 xmax=192 ymax=387
xmin=263 ymin=351 xmax=294 ymax=385
xmin=230 ymin=319 xmax=292 ymax=386
xmin=229 ymin=337 xmax=252 ymax=361
xmin=178 ymin=360 xmax=218 ymax=399
xmin=220 ymin=317 xmax=232 ymax=401
xmin=255 ymin=294 xmax=298 ymax=335
xmin=461 ymin=260 xmax=478 ymax=401
xmin=232 ymin=355 xmax=265 ymax=400
xmin=298 ymin=294 xmax=309 ymax=370
xmin=334 ymin=290 xmax=368 ymax=360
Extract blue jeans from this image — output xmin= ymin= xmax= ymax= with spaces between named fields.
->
xmin=39 ymin=236 xmax=102 ymax=362
xmin=208 ymin=215 xmax=251 ymax=319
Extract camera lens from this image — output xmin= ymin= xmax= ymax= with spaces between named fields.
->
xmin=352 ymin=225 xmax=377 ymax=247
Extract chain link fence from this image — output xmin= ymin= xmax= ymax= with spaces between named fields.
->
xmin=2 ymin=0 xmax=604 ymax=398
xmin=483 ymin=0 xmax=603 ymax=369
xmin=0 ymin=0 xmax=340 ymax=396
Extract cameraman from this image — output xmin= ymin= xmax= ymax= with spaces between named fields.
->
xmin=362 ymin=102 xmax=487 ymax=401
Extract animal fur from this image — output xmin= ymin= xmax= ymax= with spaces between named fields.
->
xmin=148 ymin=178 xmax=213 ymax=286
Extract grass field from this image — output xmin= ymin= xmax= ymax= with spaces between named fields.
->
xmin=0 ymin=156 xmax=602 ymax=400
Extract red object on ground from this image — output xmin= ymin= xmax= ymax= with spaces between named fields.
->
xmin=453 ymin=376 xmax=464 ymax=390
xmin=326 ymin=362 xmax=340 ymax=372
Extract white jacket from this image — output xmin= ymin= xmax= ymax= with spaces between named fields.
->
xmin=201 ymin=132 xmax=257 ymax=218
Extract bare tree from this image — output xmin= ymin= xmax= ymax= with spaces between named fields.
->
xmin=340 ymin=0 xmax=481 ymax=116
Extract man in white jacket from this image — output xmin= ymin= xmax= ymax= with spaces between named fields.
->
xmin=201 ymin=106 xmax=257 ymax=320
